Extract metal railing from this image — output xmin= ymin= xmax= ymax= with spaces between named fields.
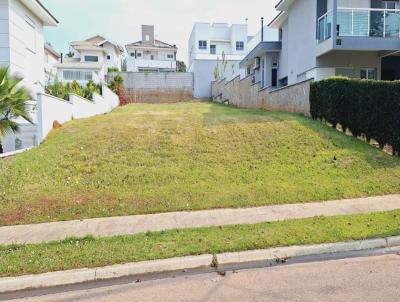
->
xmin=337 ymin=7 xmax=400 ymax=38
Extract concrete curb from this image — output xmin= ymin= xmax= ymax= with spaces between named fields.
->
xmin=1 ymin=236 xmax=400 ymax=294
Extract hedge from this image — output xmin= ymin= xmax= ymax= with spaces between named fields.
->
xmin=310 ymin=77 xmax=400 ymax=155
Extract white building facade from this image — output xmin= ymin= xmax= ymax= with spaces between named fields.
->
xmin=188 ymin=22 xmax=248 ymax=98
xmin=0 ymin=0 xmax=58 ymax=153
xmin=44 ymin=43 xmax=60 ymax=85
xmin=126 ymin=25 xmax=177 ymax=72
xmin=56 ymin=35 xmax=123 ymax=85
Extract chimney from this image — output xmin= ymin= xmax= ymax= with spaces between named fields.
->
xmin=142 ymin=25 xmax=155 ymax=45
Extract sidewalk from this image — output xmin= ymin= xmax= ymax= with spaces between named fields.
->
xmin=1 ymin=194 xmax=400 ymax=245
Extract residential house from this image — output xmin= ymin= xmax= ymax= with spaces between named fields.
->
xmin=240 ymin=25 xmax=280 ymax=88
xmin=241 ymin=0 xmax=400 ymax=90
xmin=44 ymin=43 xmax=60 ymax=85
xmin=0 ymin=0 xmax=58 ymax=153
xmin=56 ymin=35 xmax=124 ymax=85
xmin=126 ymin=25 xmax=178 ymax=72
xmin=188 ymin=22 xmax=248 ymax=98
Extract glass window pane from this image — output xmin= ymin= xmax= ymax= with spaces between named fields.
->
xmin=385 ymin=12 xmax=400 ymax=37
xmin=360 ymin=69 xmax=367 ymax=79
xmin=368 ymin=69 xmax=376 ymax=80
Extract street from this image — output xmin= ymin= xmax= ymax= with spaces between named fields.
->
xmin=9 ymin=254 xmax=400 ymax=302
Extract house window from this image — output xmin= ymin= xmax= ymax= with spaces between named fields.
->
xmin=137 ymin=53 xmax=142 ymax=58
xmin=107 ymin=55 xmax=111 ymax=60
xmin=146 ymin=35 xmax=150 ymax=41
xmin=151 ymin=55 xmax=155 ymax=60
xmin=167 ymin=54 xmax=174 ymax=59
xmin=130 ymin=53 xmax=135 ymax=57
xmin=210 ymin=45 xmax=216 ymax=54
xmin=63 ymin=70 xmax=93 ymax=81
xmin=279 ymin=28 xmax=283 ymax=41
xmin=236 ymin=41 xmax=244 ymax=51
xmin=360 ymin=68 xmax=376 ymax=80
xmin=382 ymin=1 xmax=398 ymax=9
xmin=199 ymin=40 xmax=207 ymax=50
xmin=84 ymin=56 xmax=99 ymax=62
xmin=25 ymin=16 xmax=36 ymax=53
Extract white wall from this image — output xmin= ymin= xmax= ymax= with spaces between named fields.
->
xmin=36 ymin=85 xmax=119 ymax=143
xmin=7 ymin=0 xmax=46 ymax=96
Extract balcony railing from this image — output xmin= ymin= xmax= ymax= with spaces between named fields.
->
xmin=318 ymin=11 xmax=333 ymax=42
xmin=337 ymin=7 xmax=400 ymax=38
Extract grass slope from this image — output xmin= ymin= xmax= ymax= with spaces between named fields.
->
xmin=1 ymin=210 xmax=400 ymax=277
xmin=0 ymin=101 xmax=400 ymax=226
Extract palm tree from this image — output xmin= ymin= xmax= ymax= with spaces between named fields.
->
xmin=0 ymin=67 xmax=33 ymax=137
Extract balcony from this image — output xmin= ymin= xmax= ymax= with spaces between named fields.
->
xmin=337 ymin=8 xmax=400 ymax=38
xmin=317 ymin=7 xmax=400 ymax=54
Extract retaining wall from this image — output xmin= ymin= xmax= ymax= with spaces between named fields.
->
xmin=36 ymin=85 xmax=119 ymax=143
xmin=107 ymin=72 xmax=194 ymax=103
xmin=212 ymin=77 xmax=311 ymax=116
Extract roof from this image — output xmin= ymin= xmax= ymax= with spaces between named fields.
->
xmin=20 ymin=0 xmax=58 ymax=26
xmin=44 ymin=44 xmax=60 ymax=58
xmin=126 ymin=39 xmax=177 ymax=50
xmin=70 ymin=35 xmax=124 ymax=53
xmin=239 ymin=41 xmax=282 ymax=68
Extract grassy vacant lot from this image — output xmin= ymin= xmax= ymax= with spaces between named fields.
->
xmin=0 ymin=101 xmax=400 ymax=226
xmin=1 ymin=210 xmax=400 ymax=277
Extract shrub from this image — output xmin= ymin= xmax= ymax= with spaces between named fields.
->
xmin=46 ymin=80 xmax=102 ymax=102
xmin=108 ymin=75 xmax=131 ymax=106
xmin=310 ymin=77 xmax=400 ymax=156
xmin=107 ymin=67 xmax=119 ymax=73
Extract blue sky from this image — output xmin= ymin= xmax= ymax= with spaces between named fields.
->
xmin=41 ymin=0 xmax=277 ymax=64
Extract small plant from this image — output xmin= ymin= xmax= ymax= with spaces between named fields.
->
xmin=46 ymin=79 xmax=101 ymax=102
xmin=107 ymin=67 xmax=119 ymax=73
xmin=0 ymin=67 xmax=33 ymax=137
xmin=108 ymin=75 xmax=131 ymax=106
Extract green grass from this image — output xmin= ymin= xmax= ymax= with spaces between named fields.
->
xmin=1 ymin=210 xmax=400 ymax=277
xmin=0 ymin=101 xmax=400 ymax=226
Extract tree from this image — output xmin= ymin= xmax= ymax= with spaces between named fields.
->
xmin=0 ymin=67 xmax=33 ymax=137
xmin=176 ymin=61 xmax=187 ymax=72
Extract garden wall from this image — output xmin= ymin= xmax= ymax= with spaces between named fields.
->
xmin=107 ymin=72 xmax=194 ymax=103
xmin=212 ymin=77 xmax=311 ymax=116
xmin=36 ymin=85 xmax=119 ymax=143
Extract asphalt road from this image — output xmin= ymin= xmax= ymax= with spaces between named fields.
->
xmin=10 ymin=253 xmax=400 ymax=302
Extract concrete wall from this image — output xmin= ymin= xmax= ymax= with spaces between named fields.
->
xmin=1 ymin=85 xmax=119 ymax=153
xmin=108 ymin=72 xmax=194 ymax=103
xmin=212 ymin=76 xmax=311 ymax=116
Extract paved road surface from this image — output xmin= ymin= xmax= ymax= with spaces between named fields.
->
xmin=12 ymin=254 xmax=400 ymax=302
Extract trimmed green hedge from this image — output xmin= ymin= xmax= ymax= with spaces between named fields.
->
xmin=310 ymin=77 xmax=400 ymax=155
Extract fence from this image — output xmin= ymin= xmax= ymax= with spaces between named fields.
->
xmin=107 ymin=72 xmax=194 ymax=103
xmin=212 ymin=77 xmax=312 ymax=116
xmin=0 ymin=84 xmax=121 ymax=156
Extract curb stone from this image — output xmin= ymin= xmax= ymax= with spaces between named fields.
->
xmin=1 ymin=236 xmax=400 ymax=294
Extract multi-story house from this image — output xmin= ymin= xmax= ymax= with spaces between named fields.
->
xmin=126 ymin=25 xmax=178 ymax=73
xmin=56 ymin=35 xmax=124 ymax=85
xmin=241 ymin=0 xmax=400 ymax=90
xmin=188 ymin=22 xmax=249 ymax=98
xmin=44 ymin=43 xmax=60 ymax=85
xmin=0 ymin=0 xmax=58 ymax=154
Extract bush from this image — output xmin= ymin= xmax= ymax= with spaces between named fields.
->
xmin=46 ymin=80 xmax=102 ymax=102
xmin=108 ymin=75 xmax=131 ymax=106
xmin=310 ymin=77 xmax=400 ymax=155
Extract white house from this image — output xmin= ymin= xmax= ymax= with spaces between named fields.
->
xmin=188 ymin=22 xmax=249 ymax=98
xmin=126 ymin=25 xmax=177 ymax=72
xmin=44 ymin=43 xmax=60 ymax=85
xmin=0 ymin=0 xmax=58 ymax=153
xmin=56 ymin=35 xmax=124 ymax=85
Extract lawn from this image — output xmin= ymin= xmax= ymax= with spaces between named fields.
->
xmin=1 ymin=210 xmax=400 ymax=277
xmin=0 ymin=101 xmax=400 ymax=226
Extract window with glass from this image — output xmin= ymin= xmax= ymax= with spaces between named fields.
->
xmin=360 ymin=68 xmax=376 ymax=80
xmin=63 ymin=70 xmax=93 ymax=81
xmin=199 ymin=40 xmax=207 ymax=50
xmin=210 ymin=45 xmax=216 ymax=54
xmin=84 ymin=56 xmax=99 ymax=62
xmin=167 ymin=54 xmax=174 ymax=59
xmin=236 ymin=41 xmax=244 ymax=51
